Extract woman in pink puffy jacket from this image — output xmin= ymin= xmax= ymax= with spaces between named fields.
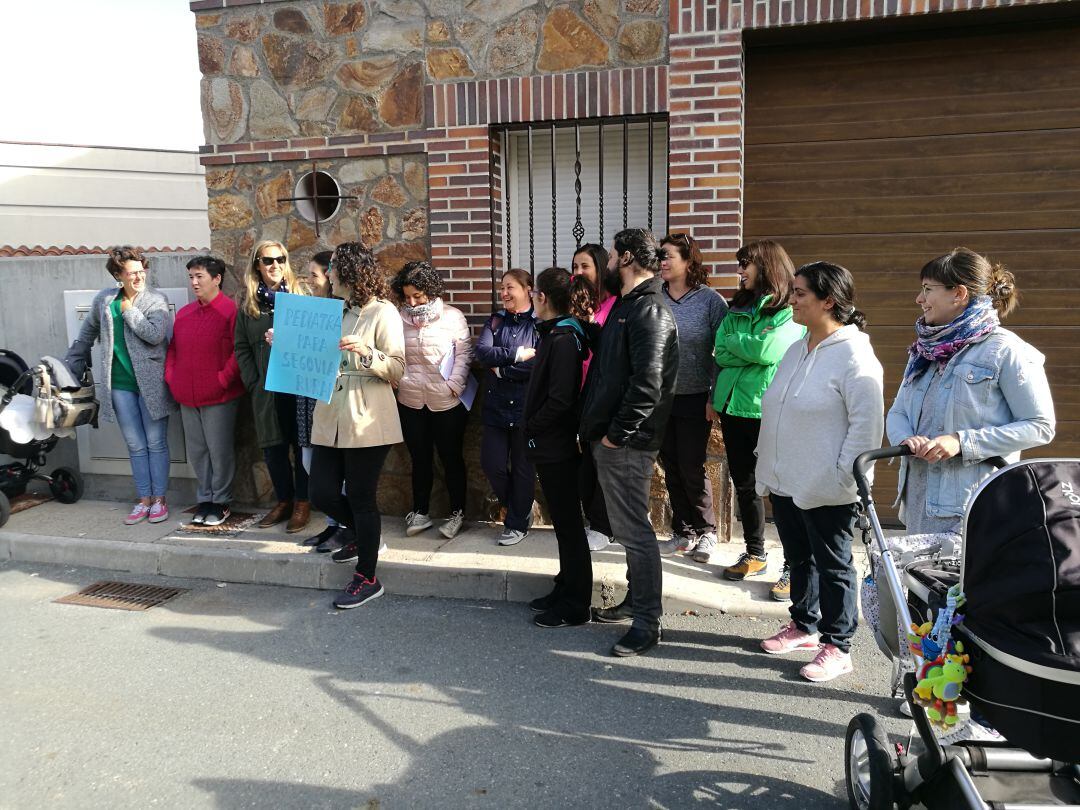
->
xmin=393 ymin=261 xmax=475 ymax=540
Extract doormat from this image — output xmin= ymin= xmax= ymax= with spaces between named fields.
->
xmin=10 ymin=493 xmax=53 ymax=515
xmin=175 ymin=508 xmax=258 ymax=537
xmin=55 ymin=581 xmax=188 ymax=611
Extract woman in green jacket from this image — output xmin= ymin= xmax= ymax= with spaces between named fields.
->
xmin=711 ymin=240 xmax=804 ymax=598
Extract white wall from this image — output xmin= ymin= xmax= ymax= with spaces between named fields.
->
xmin=0 ymin=142 xmax=210 ymax=250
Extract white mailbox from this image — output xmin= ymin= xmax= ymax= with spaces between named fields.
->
xmin=63 ymin=289 xmax=194 ymax=478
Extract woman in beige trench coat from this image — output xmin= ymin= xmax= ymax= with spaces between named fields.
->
xmin=309 ymin=241 xmax=406 ymax=611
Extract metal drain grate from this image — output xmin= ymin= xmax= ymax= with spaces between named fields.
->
xmin=54 ymin=581 xmax=188 ymax=611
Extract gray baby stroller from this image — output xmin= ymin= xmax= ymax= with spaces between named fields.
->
xmin=0 ymin=350 xmax=97 ymax=527
xmin=845 ymin=446 xmax=1080 ymax=809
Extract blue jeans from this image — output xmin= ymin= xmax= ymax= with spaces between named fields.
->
xmin=112 ymin=389 xmax=170 ymax=499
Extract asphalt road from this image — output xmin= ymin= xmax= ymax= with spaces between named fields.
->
xmin=0 ymin=561 xmax=908 ymax=809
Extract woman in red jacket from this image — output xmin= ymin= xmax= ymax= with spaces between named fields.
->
xmin=165 ymin=255 xmax=245 ymax=526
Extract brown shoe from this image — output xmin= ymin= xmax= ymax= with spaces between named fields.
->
xmin=257 ymin=500 xmax=293 ymax=528
xmin=722 ymin=552 xmax=768 ymax=581
xmin=286 ymin=500 xmax=311 ymax=534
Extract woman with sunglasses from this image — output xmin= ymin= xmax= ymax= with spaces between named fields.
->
xmin=713 ymin=241 xmax=803 ymax=598
xmin=657 ymin=233 xmax=728 ymax=560
xmin=64 ymin=246 xmax=176 ymax=525
xmin=887 ymin=248 xmax=1054 ymax=534
xmin=235 ymin=240 xmax=311 ymax=534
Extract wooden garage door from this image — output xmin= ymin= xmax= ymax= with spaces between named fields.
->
xmin=743 ymin=19 xmax=1080 ymax=521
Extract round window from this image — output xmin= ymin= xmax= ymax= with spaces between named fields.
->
xmin=293 ymin=170 xmax=342 ymax=223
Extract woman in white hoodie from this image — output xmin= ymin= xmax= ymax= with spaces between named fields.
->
xmin=756 ymin=262 xmax=884 ymax=683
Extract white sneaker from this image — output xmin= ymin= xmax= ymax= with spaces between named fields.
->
xmin=586 ymin=528 xmax=612 ymax=552
xmin=440 ymin=510 xmax=465 ymax=539
xmin=498 ymin=528 xmax=528 ymax=546
xmin=405 ymin=511 xmax=433 ymax=536
xmin=379 ymin=541 xmax=388 ymax=554
xmin=691 ymin=532 xmax=718 ymax=563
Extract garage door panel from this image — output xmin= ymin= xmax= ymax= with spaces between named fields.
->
xmin=744 ymin=20 xmax=1080 ymax=516
xmin=751 ymin=105 xmax=1080 ymax=144
xmin=748 ymin=171 xmax=1080 ymax=203
xmin=747 ymin=190 xmax=1080 ymax=225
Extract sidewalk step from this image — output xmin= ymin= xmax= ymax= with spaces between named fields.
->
xmin=0 ymin=499 xmax=802 ymax=619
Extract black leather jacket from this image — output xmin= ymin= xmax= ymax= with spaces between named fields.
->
xmin=579 ymin=275 xmax=678 ymax=451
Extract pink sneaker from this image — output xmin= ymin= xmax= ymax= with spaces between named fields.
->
xmin=800 ymin=643 xmax=853 ymax=683
xmin=124 ymin=502 xmax=151 ymax=525
xmin=148 ymin=500 xmax=170 ymax=524
xmin=761 ymin=621 xmax=820 ymax=655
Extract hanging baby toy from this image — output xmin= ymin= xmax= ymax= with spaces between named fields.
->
xmin=907 ymin=584 xmax=973 ymax=729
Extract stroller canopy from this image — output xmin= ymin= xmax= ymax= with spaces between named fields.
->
xmin=961 ymin=459 xmax=1080 ymax=677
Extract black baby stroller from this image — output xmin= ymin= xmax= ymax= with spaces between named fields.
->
xmin=845 ymin=446 xmax=1080 ymax=809
xmin=0 ymin=350 xmax=96 ymax=527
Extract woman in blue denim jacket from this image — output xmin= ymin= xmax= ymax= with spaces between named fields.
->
xmin=886 ymin=248 xmax=1055 ymax=533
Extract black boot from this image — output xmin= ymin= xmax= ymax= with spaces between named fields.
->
xmin=591 ymin=593 xmax=633 ymax=624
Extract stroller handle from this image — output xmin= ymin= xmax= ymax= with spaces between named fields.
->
xmin=853 ymin=445 xmax=912 ymax=505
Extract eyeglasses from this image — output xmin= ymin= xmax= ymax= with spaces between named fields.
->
xmin=919 ymin=283 xmax=954 ymax=295
xmin=737 ymin=258 xmax=754 ymax=269
xmin=259 ymin=255 xmax=286 ymax=267
xmin=669 ymin=233 xmax=691 ymax=246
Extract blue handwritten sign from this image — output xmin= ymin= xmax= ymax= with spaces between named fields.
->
xmin=265 ymin=292 xmax=343 ymax=402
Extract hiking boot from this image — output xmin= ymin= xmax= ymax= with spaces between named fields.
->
xmin=333 ymin=574 xmax=384 ymax=610
xmin=201 ymin=504 xmax=231 ymax=527
xmin=612 ymin=627 xmax=662 ymax=657
xmin=770 ymin=565 xmax=792 ymax=601
xmin=148 ymin=500 xmax=169 ymax=524
xmin=257 ymin=500 xmax=292 ymax=528
xmin=800 ymin=643 xmax=853 ymax=683
xmin=286 ymin=500 xmax=310 ymax=533
xmin=439 ymin=510 xmax=465 ymax=539
xmin=331 ymin=543 xmax=358 ymax=564
xmin=586 ymin=528 xmax=612 ymax=552
xmin=405 ymin=511 xmax=433 ymax=536
xmin=691 ymin=532 xmax=718 ymax=563
xmin=124 ymin=502 xmax=151 ymax=526
xmin=498 ymin=528 xmax=528 ymax=546
xmin=761 ymin=621 xmax=820 ymax=655
xmin=723 ymin=552 xmax=768 ymax=581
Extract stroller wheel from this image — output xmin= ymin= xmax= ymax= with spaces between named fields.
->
xmin=49 ymin=467 xmax=84 ymax=505
xmin=0 ymin=490 xmax=10 ymax=528
xmin=845 ymin=713 xmax=898 ymax=810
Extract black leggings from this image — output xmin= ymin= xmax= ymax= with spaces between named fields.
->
xmin=263 ymin=393 xmax=308 ymax=502
xmin=309 ymin=444 xmax=391 ymax=579
xmin=398 ymin=403 xmax=468 ymax=514
xmin=719 ymin=412 xmax=766 ymax=557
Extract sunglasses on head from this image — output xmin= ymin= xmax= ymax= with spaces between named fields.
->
xmin=259 ymin=255 xmax=286 ymax=267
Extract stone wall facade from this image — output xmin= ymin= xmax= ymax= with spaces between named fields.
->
xmin=192 ymin=0 xmax=1068 ymax=530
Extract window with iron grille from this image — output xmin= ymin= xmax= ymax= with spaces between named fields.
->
xmin=495 ymin=115 xmax=669 ymax=276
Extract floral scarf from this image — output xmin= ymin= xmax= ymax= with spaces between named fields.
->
xmin=403 ymin=297 xmax=443 ymax=327
xmin=903 ymin=295 xmax=999 ymax=384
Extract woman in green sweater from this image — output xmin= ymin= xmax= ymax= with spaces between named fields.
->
xmin=711 ymin=240 xmax=804 ymax=598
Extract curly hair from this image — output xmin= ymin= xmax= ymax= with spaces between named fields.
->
xmin=612 ymin=228 xmax=661 ymax=273
xmin=106 ymin=245 xmax=150 ymax=278
xmin=332 ymin=241 xmax=389 ymax=307
xmin=390 ymin=260 xmax=444 ymax=301
xmin=660 ymin=233 xmax=708 ymax=289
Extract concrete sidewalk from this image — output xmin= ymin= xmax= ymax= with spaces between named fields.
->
xmin=0 ymin=497 xmax=843 ymax=618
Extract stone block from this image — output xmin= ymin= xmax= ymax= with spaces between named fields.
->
xmin=202 ymin=77 xmax=246 ymax=142
xmin=378 ymin=63 xmax=424 ymax=127
xmin=537 ymin=7 xmax=609 ymax=72
xmin=616 ymin=20 xmax=664 ymax=63
xmin=324 ymin=2 xmax=368 ymax=35
xmin=427 ymin=48 xmax=475 ymax=80
xmin=230 ymin=45 xmax=259 ymax=78
xmin=488 ymin=12 xmax=539 ymax=75
xmin=273 ymin=8 xmax=313 ymax=34
xmin=249 ymin=80 xmax=300 ymax=139
xmin=337 ymin=59 xmax=398 ymax=92
xmin=208 ymin=194 xmax=254 ymax=230
xmin=584 ymin=0 xmax=619 ymax=38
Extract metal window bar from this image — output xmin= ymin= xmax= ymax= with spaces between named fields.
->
xmin=492 ymin=114 xmax=668 ymax=274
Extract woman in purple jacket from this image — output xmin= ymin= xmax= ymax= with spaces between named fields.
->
xmin=475 ymin=268 xmax=539 ymax=546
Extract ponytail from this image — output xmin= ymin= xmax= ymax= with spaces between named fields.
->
xmin=988 ymin=263 xmax=1019 ymax=319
